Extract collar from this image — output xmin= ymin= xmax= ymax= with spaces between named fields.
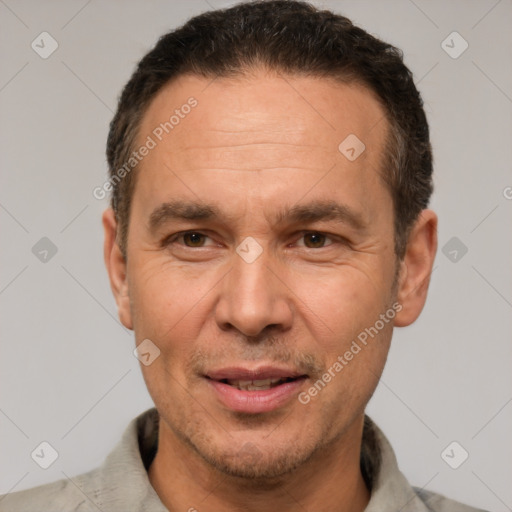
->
xmin=94 ymin=407 xmax=432 ymax=511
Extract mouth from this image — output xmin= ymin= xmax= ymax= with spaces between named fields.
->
xmin=217 ymin=376 xmax=299 ymax=391
xmin=204 ymin=366 xmax=308 ymax=413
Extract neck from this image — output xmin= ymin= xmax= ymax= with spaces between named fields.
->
xmin=148 ymin=416 xmax=371 ymax=512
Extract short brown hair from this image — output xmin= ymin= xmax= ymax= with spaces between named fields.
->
xmin=106 ymin=0 xmax=433 ymax=259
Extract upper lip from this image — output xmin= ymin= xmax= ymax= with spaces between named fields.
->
xmin=205 ymin=366 xmax=307 ymax=381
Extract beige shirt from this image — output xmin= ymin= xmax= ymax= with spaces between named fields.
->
xmin=0 ymin=408 xmax=487 ymax=512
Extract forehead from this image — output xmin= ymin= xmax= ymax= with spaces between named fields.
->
xmin=133 ymin=71 xmax=391 ymax=224
xmin=138 ymin=71 xmax=387 ymax=163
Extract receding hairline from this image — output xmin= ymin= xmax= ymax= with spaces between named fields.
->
xmin=113 ymin=64 xmax=406 ymax=264
xmin=122 ymin=67 xmax=395 ymax=222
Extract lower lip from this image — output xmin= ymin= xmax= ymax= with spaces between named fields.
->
xmin=206 ymin=378 xmax=307 ymax=414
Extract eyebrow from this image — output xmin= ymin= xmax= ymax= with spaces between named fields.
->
xmin=149 ymin=200 xmax=218 ymax=232
xmin=148 ymin=199 xmax=367 ymax=233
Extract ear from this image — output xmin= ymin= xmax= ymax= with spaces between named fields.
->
xmin=102 ymin=208 xmax=133 ymax=330
xmin=394 ymin=209 xmax=438 ymax=327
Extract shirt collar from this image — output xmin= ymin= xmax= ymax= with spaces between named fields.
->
xmin=95 ymin=407 xmax=431 ymax=511
xmin=361 ymin=416 xmax=432 ymax=511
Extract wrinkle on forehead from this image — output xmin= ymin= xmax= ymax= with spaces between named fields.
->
xmin=168 ymin=142 xmax=335 ymax=173
xmin=138 ymin=72 xmax=386 ymax=151
xmin=133 ymin=72 xmax=391 ymax=230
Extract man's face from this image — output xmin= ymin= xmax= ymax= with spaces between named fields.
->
xmin=115 ymin=72 xmax=400 ymax=478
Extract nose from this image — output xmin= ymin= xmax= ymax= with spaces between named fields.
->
xmin=214 ymin=248 xmax=293 ymax=338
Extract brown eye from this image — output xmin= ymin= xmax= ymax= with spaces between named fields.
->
xmin=182 ymin=232 xmax=207 ymax=247
xmin=302 ymin=232 xmax=328 ymax=248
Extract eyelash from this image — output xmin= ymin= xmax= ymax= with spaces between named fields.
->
xmin=162 ymin=231 xmax=342 ymax=250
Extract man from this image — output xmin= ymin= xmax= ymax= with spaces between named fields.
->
xmin=0 ymin=1 xmax=487 ymax=511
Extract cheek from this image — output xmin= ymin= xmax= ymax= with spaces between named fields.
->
xmin=129 ymin=263 xmax=211 ymax=405
xmin=128 ymin=257 xmax=210 ymax=347
xmin=290 ymin=265 xmax=391 ymax=353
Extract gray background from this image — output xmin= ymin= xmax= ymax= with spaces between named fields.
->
xmin=1 ymin=1 xmax=511 ymax=510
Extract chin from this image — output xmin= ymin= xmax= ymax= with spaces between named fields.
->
xmin=184 ymin=425 xmax=328 ymax=484
xmin=199 ymin=447 xmax=311 ymax=482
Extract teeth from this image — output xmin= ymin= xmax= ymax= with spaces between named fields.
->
xmin=226 ymin=378 xmax=286 ymax=391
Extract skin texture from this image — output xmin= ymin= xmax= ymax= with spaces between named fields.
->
xmin=103 ymin=70 xmax=437 ymax=512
